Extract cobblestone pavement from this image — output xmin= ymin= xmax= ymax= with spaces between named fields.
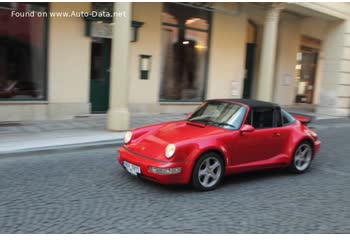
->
xmin=0 ymin=123 xmax=350 ymax=233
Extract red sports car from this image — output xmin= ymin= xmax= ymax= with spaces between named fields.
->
xmin=118 ymin=99 xmax=321 ymax=191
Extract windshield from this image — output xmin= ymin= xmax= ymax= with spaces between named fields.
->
xmin=188 ymin=101 xmax=246 ymax=130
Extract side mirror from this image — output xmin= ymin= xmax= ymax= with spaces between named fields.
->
xmin=185 ymin=112 xmax=192 ymax=119
xmin=240 ymin=124 xmax=255 ymax=135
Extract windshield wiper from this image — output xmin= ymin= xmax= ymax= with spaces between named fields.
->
xmin=189 ymin=119 xmax=236 ymax=129
xmin=189 ymin=119 xmax=216 ymax=125
xmin=215 ymin=122 xmax=236 ymax=129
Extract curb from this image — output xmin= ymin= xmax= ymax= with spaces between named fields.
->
xmin=0 ymin=139 xmax=124 ymax=159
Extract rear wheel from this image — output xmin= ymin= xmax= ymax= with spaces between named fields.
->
xmin=191 ymin=152 xmax=224 ymax=191
xmin=289 ymin=141 xmax=313 ymax=173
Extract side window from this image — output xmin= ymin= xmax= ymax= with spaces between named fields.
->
xmin=281 ymin=109 xmax=296 ymax=126
xmin=274 ymin=109 xmax=283 ymax=127
xmin=251 ymin=108 xmax=274 ymax=129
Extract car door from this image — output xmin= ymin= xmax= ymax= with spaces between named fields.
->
xmin=271 ymin=109 xmax=297 ymax=157
xmin=235 ymin=107 xmax=281 ymax=165
xmin=269 ymin=108 xmax=289 ymax=158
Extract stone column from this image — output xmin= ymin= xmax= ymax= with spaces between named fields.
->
xmin=317 ymin=20 xmax=350 ymax=117
xmin=107 ymin=2 xmax=131 ymax=130
xmin=256 ymin=3 xmax=285 ymax=101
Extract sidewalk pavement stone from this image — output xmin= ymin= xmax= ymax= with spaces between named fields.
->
xmin=0 ymin=113 xmax=185 ymax=154
xmin=0 ymin=113 xmax=185 ymax=134
xmin=0 ymin=110 xmax=347 ymax=135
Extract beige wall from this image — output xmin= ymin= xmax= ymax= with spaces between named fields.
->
xmin=206 ymin=13 xmax=247 ymax=99
xmin=294 ymin=2 xmax=350 ymax=20
xmin=47 ymin=2 xmax=91 ymax=118
xmin=128 ymin=3 xmax=162 ymax=113
xmin=0 ymin=104 xmax=47 ymax=121
xmin=243 ymin=4 xmax=266 ymax=26
xmin=301 ymin=17 xmax=328 ymax=40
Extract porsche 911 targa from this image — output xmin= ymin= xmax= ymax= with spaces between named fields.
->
xmin=118 ymin=99 xmax=321 ymax=191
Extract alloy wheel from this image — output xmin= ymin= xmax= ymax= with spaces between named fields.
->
xmin=294 ymin=143 xmax=312 ymax=172
xmin=198 ymin=156 xmax=222 ymax=188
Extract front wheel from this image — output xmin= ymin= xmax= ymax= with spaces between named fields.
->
xmin=191 ymin=152 xmax=224 ymax=191
xmin=289 ymin=141 xmax=313 ymax=173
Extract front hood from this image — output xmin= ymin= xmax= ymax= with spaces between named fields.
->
xmin=126 ymin=121 xmax=226 ymax=159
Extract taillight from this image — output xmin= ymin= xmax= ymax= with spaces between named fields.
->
xmin=305 ymin=129 xmax=318 ymax=140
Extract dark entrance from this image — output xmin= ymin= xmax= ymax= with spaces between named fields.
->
xmin=243 ymin=20 xmax=257 ymax=99
xmin=243 ymin=43 xmax=256 ymax=99
xmin=89 ymin=38 xmax=111 ymax=113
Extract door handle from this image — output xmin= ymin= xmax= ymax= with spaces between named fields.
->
xmin=273 ymin=132 xmax=281 ymax=137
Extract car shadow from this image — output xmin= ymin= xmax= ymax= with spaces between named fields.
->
xmin=136 ymin=168 xmax=293 ymax=193
xmin=222 ymin=168 xmax=290 ymax=187
xmin=138 ymin=177 xmax=194 ymax=193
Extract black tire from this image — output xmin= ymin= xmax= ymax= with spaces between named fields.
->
xmin=288 ymin=141 xmax=313 ymax=174
xmin=191 ymin=152 xmax=225 ymax=191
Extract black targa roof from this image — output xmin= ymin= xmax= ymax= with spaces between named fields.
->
xmin=213 ymin=98 xmax=280 ymax=109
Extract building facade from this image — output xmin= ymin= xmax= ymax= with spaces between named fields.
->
xmin=0 ymin=2 xmax=350 ymax=127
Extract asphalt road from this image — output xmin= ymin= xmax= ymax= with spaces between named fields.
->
xmin=0 ymin=123 xmax=350 ymax=233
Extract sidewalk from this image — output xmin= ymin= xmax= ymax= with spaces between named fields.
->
xmin=0 ymin=113 xmax=184 ymax=155
xmin=0 ymin=111 xmax=349 ymax=156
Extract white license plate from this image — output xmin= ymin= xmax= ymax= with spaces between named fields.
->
xmin=123 ymin=161 xmax=141 ymax=176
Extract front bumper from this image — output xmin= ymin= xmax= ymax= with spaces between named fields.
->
xmin=117 ymin=146 xmax=192 ymax=184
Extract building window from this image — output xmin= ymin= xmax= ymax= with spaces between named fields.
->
xmin=160 ymin=3 xmax=211 ymax=102
xmin=295 ymin=36 xmax=321 ymax=104
xmin=91 ymin=2 xmax=113 ymax=14
xmin=0 ymin=3 xmax=48 ymax=100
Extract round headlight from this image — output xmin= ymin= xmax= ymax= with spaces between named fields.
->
xmin=124 ymin=131 xmax=132 ymax=144
xmin=165 ymin=144 xmax=176 ymax=159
